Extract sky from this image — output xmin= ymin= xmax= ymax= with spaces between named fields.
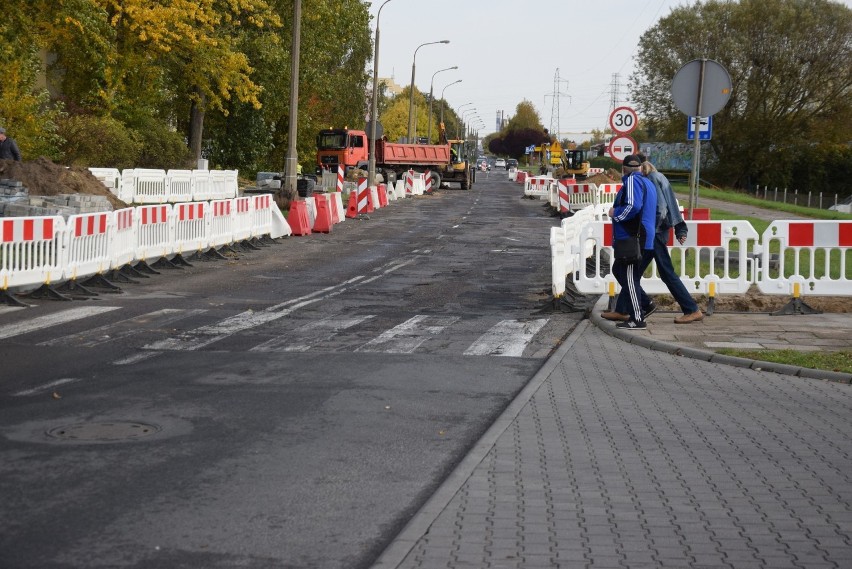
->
xmin=369 ymin=0 xmax=852 ymax=141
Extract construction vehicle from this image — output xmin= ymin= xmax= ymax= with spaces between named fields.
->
xmin=559 ymin=146 xmax=590 ymax=180
xmin=315 ymin=123 xmax=473 ymax=190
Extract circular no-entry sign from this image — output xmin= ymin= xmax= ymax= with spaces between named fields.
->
xmin=609 ymin=106 xmax=638 ymax=134
xmin=607 ymin=135 xmax=638 ymax=161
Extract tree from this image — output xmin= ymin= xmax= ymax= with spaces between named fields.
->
xmin=632 ymin=0 xmax=852 ymax=192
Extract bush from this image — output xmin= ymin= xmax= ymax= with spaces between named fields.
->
xmin=58 ymin=115 xmax=141 ymax=169
xmin=133 ymin=119 xmax=193 ymax=169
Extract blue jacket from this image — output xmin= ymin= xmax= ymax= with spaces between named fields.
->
xmin=612 ymin=171 xmax=657 ymax=250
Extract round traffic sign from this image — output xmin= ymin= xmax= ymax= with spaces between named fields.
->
xmin=607 ymin=135 xmax=638 ymax=162
xmin=671 ymin=59 xmax=732 ymax=117
xmin=609 ymin=106 xmax=638 ymax=134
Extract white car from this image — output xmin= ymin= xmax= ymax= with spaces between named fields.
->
xmin=494 ymin=158 xmax=506 ymax=169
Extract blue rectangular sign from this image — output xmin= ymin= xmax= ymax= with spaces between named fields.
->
xmin=687 ymin=116 xmax=712 ymax=140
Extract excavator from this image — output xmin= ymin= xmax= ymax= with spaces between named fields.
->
xmin=559 ymin=145 xmax=590 ymax=180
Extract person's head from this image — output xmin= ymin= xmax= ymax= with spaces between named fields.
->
xmin=622 ymin=154 xmax=641 ymax=174
xmin=0 ymin=127 xmax=6 ymax=141
xmin=640 ymin=161 xmax=657 ymax=176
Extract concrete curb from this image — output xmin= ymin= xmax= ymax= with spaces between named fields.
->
xmin=591 ymin=295 xmax=852 ymax=384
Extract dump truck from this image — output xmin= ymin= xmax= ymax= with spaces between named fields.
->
xmin=315 ymin=126 xmax=473 ymax=190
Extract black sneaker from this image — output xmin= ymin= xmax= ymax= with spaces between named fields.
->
xmin=616 ymin=319 xmax=647 ymax=330
xmin=643 ymin=302 xmax=658 ymax=318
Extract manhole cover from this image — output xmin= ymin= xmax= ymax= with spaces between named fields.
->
xmin=46 ymin=421 xmax=162 ymax=442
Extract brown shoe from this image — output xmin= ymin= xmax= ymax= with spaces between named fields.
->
xmin=601 ymin=311 xmax=630 ymax=322
xmin=674 ymin=310 xmax=704 ymax=324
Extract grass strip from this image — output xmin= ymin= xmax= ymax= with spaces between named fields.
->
xmin=716 ymin=348 xmax=852 ymax=374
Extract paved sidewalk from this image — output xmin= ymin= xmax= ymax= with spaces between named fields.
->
xmin=371 ymin=305 xmax=852 ymax=568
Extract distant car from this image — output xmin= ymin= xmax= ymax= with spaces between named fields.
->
xmin=477 ymin=158 xmax=490 ymax=172
xmin=506 ymin=159 xmax=518 ymax=170
xmin=494 ymin=158 xmax=506 ymax=169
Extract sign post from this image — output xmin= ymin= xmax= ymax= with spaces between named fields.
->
xmin=671 ymin=59 xmax=732 ymax=213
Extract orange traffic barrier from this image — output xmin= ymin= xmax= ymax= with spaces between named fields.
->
xmin=313 ymin=195 xmax=333 ymax=233
xmin=287 ymin=200 xmax=312 ymax=235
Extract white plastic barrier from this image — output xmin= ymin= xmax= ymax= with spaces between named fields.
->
xmin=132 ymin=169 xmax=169 ymax=204
xmin=111 ymin=208 xmax=136 ymax=269
xmin=210 ymin=170 xmax=229 ymax=201
xmin=64 ymin=212 xmax=112 ymax=281
xmin=328 ymin=192 xmax=345 ymax=222
xmin=167 ymin=169 xmax=194 ymax=203
xmin=509 ymin=168 xmax=518 ymax=181
xmin=524 ymin=176 xmax=553 ymax=199
xmin=756 ymin=220 xmax=852 ymax=296
xmin=394 ymin=179 xmax=406 ymax=199
xmin=370 ymin=185 xmax=381 ymax=208
xmin=587 ymin=167 xmax=605 ymax=176
xmin=573 ymin=220 xmax=759 ymax=297
xmin=596 ymin=183 xmax=621 ymax=213
xmin=251 ymin=194 xmax=291 ymax=239
xmin=1 ymin=216 xmax=66 ymax=292
xmin=563 ymin=183 xmax=597 ymax=212
xmin=192 ymin=170 xmax=213 ymax=201
xmin=223 ymin=170 xmax=239 ymax=199
xmin=209 ymin=200 xmax=234 ymax=248
xmin=88 ymin=168 xmax=121 ymax=194
xmin=173 ymin=202 xmax=208 ymax=256
xmin=321 ymin=170 xmax=337 ymax=191
xmin=551 ymin=206 xmax=596 ymax=297
xmin=135 ymin=204 xmax=173 ymax=263
xmin=232 ymin=197 xmax=253 ymax=243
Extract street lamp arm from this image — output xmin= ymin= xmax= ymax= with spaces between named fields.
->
xmin=408 ymin=40 xmax=451 ymax=142
xmin=368 ymin=0 xmax=398 ymax=186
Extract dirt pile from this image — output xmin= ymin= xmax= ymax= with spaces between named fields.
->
xmin=654 ymin=287 xmax=852 ymax=314
xmin=585 ymin=169 xmax=622 ymax=185
xmin=0 ymin=157 xmax=128 ymax=209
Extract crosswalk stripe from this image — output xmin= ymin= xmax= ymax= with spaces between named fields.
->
xmin=356 ymin=315 xmax=460 ymax=354
xmin=463 ymin=319 xmax=549 ymax=357
xmin=251 ymin=315 xmax=375 ymax=352
xmin=40 ymin=309 xmax=207 ymax=347
xmin=0 ymin=306 xmax=121 ymax=340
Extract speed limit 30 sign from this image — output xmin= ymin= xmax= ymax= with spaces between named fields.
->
xmin=609 ymin=106 xmax=638 ymax=134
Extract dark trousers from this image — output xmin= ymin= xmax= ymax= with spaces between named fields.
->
xmin=612 ymin=254 xmax=648 ymax=323
xmin=615 ymin=232 xmax=699 ymax=315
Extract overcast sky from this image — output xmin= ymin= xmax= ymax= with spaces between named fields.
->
xmin=369 ymin=0 xmax=852 ymax=141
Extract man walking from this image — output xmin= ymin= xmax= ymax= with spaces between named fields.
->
xmin=0 ymin=128 xmax=22 ymax=161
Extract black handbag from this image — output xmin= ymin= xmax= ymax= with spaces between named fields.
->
xmin=613 ymin=235 xmax=642 ymax=263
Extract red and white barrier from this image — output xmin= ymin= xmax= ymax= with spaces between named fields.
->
xmin=111 ymin=208 xmax=136 ymax=269
xmin=232 ymin=197 xmax=253 ymax=243
xmin=556 ymin=179 xmax=574 ymax=214
xmin=135 ymin=205 xmax=173 ymax=263
xmin=424 ymin=170 xmax=432 ymax=194
xmin=524 ymin=175 xmax=553 ymax=199
xmin=173 ymin=202 xmax=207 ymax=256
xmin=757 ymin=220 xmax=852 ymax=296
xmin=596 ymin=183 xmax=621 ymax=211
xmin=1 ymin=216 xmax=66 ymax=292
xmin=209 ymin=200 xmax=234 ymax=249
xmin=356 ymin=178 xmax=373 ymax=214
xmin=336 ymin=166 xmax=344 ymax=193
xmin=64 ymin=212 xmax=111 ymax=281
xmin=572 ymin=220 xmax=759 ymax=297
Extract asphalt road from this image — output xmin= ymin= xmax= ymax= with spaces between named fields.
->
xmin=0 ymin=170 xmax=582 ymax=568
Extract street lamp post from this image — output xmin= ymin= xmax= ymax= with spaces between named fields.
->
xmin=459 ymin=108 xmax=477 ymax=139
xmin=368 ymin=0 xmax=397 ymax=186
xmin=427 ymin=66 xmax=457 ymax=144
xmin=407 ymin=40 xmax=450 ymax=143
xmin=440 ymin=96 xmax=468 ymax=139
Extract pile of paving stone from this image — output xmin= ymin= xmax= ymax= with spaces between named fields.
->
xmin=0 ymin=178 xmax=113 ymax=218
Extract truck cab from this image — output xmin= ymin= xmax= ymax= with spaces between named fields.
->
xmin=316 ymin=129 xmax=369 ymax=176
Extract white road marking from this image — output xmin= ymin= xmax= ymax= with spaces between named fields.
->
xmin=113 ymin=352 xmax=160 ymax=366
xmin=251 ymin=315 xmax=375 ymax=352
xmin=356 ymin=315 xmax=459 ymax=354
xmin=40 ymin=309 xmax=207 ymax=347
xmin=12 ymin=377 xmax=82 ymax=397
xmin=463 ymin=319 xmax=549 ymax=357
xmin=140 ymin=275 xmax=371 ymax=352
xmin=0 ymin=306 xmax=121 ymax=340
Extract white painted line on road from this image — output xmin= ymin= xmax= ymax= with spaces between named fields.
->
xmin=12 ymin=377 xmax=82 ymax=397
xmin=40 ymin=308 xmax=207 ymax=347
xmin=0 ymin=306 xmax=120 ymax=340
xmin=113 ymin=352 xmax=160 ymax=366
xmin=463 ymin=319 xmax=549 ymax=357
xmin=356 ymin=315 xmax=459 ymax=354
xmin=252 ymin=315 xmax=375 ymax=352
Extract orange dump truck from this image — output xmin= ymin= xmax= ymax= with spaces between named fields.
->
xmin=316 ymin=128 xmax=473 ymax=190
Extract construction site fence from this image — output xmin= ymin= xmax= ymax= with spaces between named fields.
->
xmin=1 ymin=197 xmax=291 ymax=296
xmin=88 ymin=168 xmax=239 ymax=204
xmin=551 ymin=205 xmax=852 ymax=304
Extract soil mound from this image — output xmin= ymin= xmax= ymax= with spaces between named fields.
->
xmin=0 ymin=157 xmax=128 ymax=209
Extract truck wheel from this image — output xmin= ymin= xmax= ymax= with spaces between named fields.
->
xmin=429 ymin=171 xmax=441 ymax=192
